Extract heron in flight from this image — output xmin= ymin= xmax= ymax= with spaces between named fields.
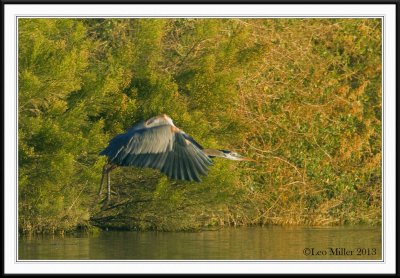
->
xmin=98 ymin=114 xmax=254 ymax=205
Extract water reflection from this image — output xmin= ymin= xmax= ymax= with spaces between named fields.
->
xmin=19 ymin=226 xmax=381 ymax=260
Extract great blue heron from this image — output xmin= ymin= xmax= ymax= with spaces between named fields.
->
xmin=98 ymin=114 xmax=254 ymax=205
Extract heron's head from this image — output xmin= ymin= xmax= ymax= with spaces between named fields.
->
xmin=221 ymin=150 xmax=256 ymax=162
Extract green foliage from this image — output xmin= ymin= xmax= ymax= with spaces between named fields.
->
xmin=18 ymin=18 xmax=381 ymax=234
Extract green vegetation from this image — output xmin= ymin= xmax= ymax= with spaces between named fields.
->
xmin=18 ymin=18 xmax=382 ymax=234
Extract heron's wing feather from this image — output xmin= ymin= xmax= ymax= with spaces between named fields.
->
xmin=99 ymin=133 xmax=131 ymax=161
xmin=181 ymin=132 xmax=204 ymax=150
xmin=160 ymin=132 xmax=212 ymax=182
xmin=100 ymin=125 xmax=174 ymax=164
xmin=125 ymin=125 xmax=174 ymax=155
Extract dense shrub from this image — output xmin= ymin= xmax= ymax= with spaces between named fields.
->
xmin=18 ymin=18 xmax=381 ymax=234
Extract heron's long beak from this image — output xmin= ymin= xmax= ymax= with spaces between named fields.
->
xmin=230 ymin=153 xmax=257 ymax=162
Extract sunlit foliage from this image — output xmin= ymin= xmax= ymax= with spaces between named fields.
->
xmin=18 ymin=18 xmax=381 ymax=234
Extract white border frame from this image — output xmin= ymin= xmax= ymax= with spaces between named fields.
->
xmin=4 ymin=4 xmax=396 ymax=274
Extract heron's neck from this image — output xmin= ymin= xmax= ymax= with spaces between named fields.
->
xmin=203 ymin=148 xmax=230 ymax=158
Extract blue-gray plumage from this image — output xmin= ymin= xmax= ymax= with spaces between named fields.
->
xmin=98 ymin=114 xmax=254 ymax=206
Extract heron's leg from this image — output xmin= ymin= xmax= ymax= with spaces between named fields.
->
xmin=98 ymin=164 xmax=108 ymax=196
xmin=106 ymin=169 xmax=111 ymax=204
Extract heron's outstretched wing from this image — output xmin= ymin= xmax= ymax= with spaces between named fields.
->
xmin=181 ymin=133 xmax=204 ymax=150
xmin=100 ymin=125 xmax=173 ymax=163
xmin=160 ymin=132 xmax=212 ymax=182
xmin=100 ymin=124 xmax=212 ymax=182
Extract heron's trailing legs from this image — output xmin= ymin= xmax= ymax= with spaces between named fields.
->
xmin=98 ymin=163 xmax=117 ymax=208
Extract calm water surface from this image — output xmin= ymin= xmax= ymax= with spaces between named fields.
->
xmin=19 ymin=226 xmax=381 ymax=260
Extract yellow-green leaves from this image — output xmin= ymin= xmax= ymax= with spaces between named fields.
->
xmin=18 ymin=18 xmax=382 ymax=233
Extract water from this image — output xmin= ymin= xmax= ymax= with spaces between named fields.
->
xmin=18 ymin=226 xmax=381 ymax=260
